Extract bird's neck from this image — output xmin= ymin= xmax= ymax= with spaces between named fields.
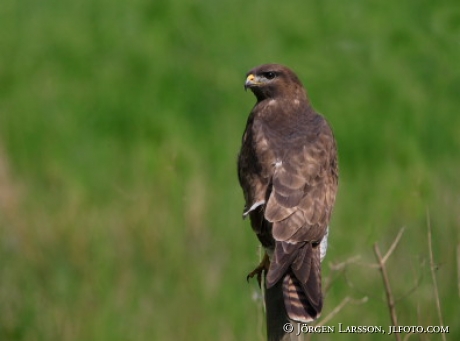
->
xmin=255 ymin=95 xmax=312 ymax=118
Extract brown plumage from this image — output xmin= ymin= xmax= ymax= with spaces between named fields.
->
xmin=238 ymin=64 xmax=338 ymax=322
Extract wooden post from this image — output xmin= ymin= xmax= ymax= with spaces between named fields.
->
xmin=265 ymin=277 xmax=304 ymax=341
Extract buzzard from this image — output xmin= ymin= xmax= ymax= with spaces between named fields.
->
xmin=238 ymin=64 xmax=338 ymax=322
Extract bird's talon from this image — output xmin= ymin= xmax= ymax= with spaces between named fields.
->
xmin=246 ymin=253 xmax=270 ymax=287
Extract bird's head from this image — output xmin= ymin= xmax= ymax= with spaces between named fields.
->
xmin=244 ymin=64 xmax=306 ymax=102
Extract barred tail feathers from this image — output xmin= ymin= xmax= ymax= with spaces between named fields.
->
xmin=267 ymin=241 xmax=323 ymax=323
xmin=285 ymin=243 xmax=322 ymax=322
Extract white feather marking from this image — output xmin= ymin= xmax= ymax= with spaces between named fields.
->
xmin=320 ymin=226 xmax=329 ymax=262
xmin=242 ymin=200 xmax=266 ymax=218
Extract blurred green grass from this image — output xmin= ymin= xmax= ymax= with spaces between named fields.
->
xmin=0 ymin=0 xmax=459 ymax=340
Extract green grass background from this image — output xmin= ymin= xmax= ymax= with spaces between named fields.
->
xmin=1 ymin=0 xmax=459 ymax=340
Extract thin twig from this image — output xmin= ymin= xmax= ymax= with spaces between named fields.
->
xmin=324 ymin=256 xmax=361 ymax=294
xmin=426 ymin=209 xmax=446 ymax=341
xmin=382 ymin=227 xmax=405 ymax=264
xmin=374 ymin=243 xmax=401 ymax=341
xmin=317 ymin=296 xmax=368 ymax=327
xmin=328 ymin=255 xmax=362 ymax=271
xmin=354 ymin=227 xmax=405 ymax=270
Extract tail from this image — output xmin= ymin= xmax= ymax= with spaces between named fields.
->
xmin=267 ymin=241 xmax=323 ymax=322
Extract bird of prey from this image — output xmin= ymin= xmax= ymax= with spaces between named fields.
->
xmin=237 ymin=64 xmax=338 ymax=322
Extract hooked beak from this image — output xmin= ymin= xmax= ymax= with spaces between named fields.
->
xmin=244 ymin=73 xmax=257 ymax=91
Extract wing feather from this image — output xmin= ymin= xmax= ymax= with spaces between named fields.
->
xmin=264 ymin=118 xmax=338 ymax=322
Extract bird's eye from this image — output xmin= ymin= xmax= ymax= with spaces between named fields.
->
xmin=264 ymin=72 xmax=277 ymax=80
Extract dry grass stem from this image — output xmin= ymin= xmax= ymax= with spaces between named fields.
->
xmin=426 ymin=209 xmax=446 ymax=341
xmin=373 ymin=227 xmax=405 ymax=341
xmin=381 ymin=227 xmax=405 ymax=264
xmin=374 ymin=243 xmax=400 ymax=341
xmin=328 ymin=255 xmax=362 ymax=271
xmin=323 ymin=256 xmax=361 ymax=293
xmin=317 ymin=296 xmax=368 ymax=327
